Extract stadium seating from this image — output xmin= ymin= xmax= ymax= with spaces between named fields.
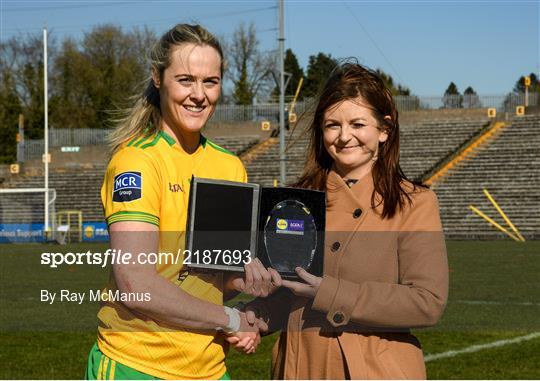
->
xmin=0 ymin=136 xmax=259 ymax=225
xmin=206 ymin=135 xmax=259 ymax=156
xmin=243 ymin=118 xmax=490 ymax=185
xmin=431 ymin=114 xmax=539 ymax=240
xmin=399 ymin=119 xmax=490 ymax=180
xmin=243 ymin=129 xmax=311 ymax=186
xmin=2 ymin=115 xmax=538 ymax=240
xmin=0 ymin=165 xmax=106 ymax=224
xmin=242 ymin=115 xmax=539 ymax=240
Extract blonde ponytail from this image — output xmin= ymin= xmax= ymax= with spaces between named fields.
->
xmin=108 ymin=82 xmax=161 ymax=153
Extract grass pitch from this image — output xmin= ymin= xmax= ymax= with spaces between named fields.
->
xmin=1 ymin=241 xmax=539 ymax=379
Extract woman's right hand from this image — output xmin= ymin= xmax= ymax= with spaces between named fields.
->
xmin=228 ymin=259 xmax=282 ymax=297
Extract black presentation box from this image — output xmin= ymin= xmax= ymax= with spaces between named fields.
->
xmin=185 ymin=177 xmax=325 ymax=279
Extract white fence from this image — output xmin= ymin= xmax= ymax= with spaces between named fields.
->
xmin=393 ymin=93 xmax=538 ymax=111
xmin=210 ymin=93 xmax=537 ymax=122
xmin=22 ymin=129 xmax=110 ymax=161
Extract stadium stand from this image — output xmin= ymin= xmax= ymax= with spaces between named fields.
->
xmin=243 ymin=117 xmax=491 ymax=185
xmin=431 ymin=114 xmax=539 ymax=240
xmin=242 ymin=114 xmax=538 ymax=240
xmin=242 ymin=131 xmax=311 ymax=186
xmin=399 ymin=119 xmax=490 ymax=180
xmin=206 ymin=135 xmax=259 ymax=156
xmin=0 ymin=165 xmax=105 ymax=224
xmin=2 ymin=114 xmax=538 ymax=240
xmin=0 ymin=135 xmax=260 ymax=226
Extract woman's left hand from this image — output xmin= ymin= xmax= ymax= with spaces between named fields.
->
xmin=281 ymin=267 xmax=322 ymax=299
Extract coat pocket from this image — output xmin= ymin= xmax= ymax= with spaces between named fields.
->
xmin=377 ymin=347 xmax=409 ymax=379
xmin=376 ymin=338 xmax=426 ymax=380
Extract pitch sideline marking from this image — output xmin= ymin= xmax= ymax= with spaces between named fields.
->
xmin=425 ymin=332 xmax=540 ymax=362
xmin=454 ymin=300 xmax=540 ymax=306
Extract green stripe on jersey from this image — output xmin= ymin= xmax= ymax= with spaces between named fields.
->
xmin=133 ymin=136 xmax=149 ymax=147
xmin=159 ymin=130 xmax=176 ymax=146
xmin=200 ymin=135 xmax=207 ymax=148
xmin=85 ymin=342 xmax=159 ymax=380
xmin=207 ymin=140 xmax=235 ymax=156
xmin=126 ymin=136 xmax=139 ymax=147
xmin=85 ymin=342 xmax=230 ymax=380
xmin=106 ymin=211 xmax=159 ymax=227
xmin=140 ymin=134 xmax=162 ymax=149
xmin=107 ymin=217 xmax=159 ymax=226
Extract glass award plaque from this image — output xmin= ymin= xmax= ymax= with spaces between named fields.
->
xmin=258 ymin=187 xmax=325 ymax=278
xmin=186 ymin=177 xmax=325 ymax=279
xmin=263 ymin=199 xmax=318 ymax=273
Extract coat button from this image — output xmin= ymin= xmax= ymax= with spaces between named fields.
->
xmin=353 ymin=208 xmax=362 ymax=218
xmin=333 ymin=312 xmax=344 ymax=324
xmin=331 ymin=241 xmax=340 ymax=252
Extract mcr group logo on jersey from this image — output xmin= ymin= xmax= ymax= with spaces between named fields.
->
xmin=113 ymin=171 xmax=142 ymax=202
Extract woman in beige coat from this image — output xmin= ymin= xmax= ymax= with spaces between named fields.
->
xmin=246 ymin=62 xmax=448 ymax=379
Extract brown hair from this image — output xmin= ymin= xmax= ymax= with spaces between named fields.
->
xmin=294 ymin=61 xmax=418 ymax=219
xmin=109 ymin=24 xmax=224 ymax=153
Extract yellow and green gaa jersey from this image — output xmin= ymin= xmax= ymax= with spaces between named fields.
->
xmin=98 ymin=130 xmax=247 ymax=380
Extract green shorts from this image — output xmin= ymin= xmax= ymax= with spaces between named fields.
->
xmin=85 ymin=342 xmax=231 ymax=380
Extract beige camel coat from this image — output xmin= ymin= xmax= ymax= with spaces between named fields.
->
xmin=254 ymin=170 xmax=448 ymax=379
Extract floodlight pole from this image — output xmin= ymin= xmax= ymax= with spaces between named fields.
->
xmin=43 ymin=27 xmax=50 ymax=235
xmin=278 ymin=0 xmax=286 ymax=186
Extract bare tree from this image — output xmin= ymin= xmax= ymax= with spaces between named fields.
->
xmin=0 ymin=33 xmax=51 ymax=138
xmin=227 ymin=22 xmax=274 ymax=105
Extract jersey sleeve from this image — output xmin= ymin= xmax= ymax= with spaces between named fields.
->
xmin=101 ymin=147 xmax=161 ymax=227
xmin=235 ymin=157 xmax=248 ymax=183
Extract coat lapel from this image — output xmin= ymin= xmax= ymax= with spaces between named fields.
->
xmin=325 ymin=171 xmax=374 ymax=276
xmin=326 ymin=170 xmax=374 ymax=221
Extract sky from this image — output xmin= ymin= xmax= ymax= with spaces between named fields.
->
xmin=1 ymin=0 xmax=538 ymax=96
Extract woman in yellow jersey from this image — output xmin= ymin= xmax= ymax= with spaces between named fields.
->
xmin=85 ymin=24 xmax=276 ymax=380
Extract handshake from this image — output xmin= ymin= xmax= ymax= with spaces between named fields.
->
xmin=218 ymin=258 xmax=281 ymax=354
xmin=220 ymin=259 xmax=321 ymax=354
xmin=221 ymin=305 xmax=269 ymax=355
